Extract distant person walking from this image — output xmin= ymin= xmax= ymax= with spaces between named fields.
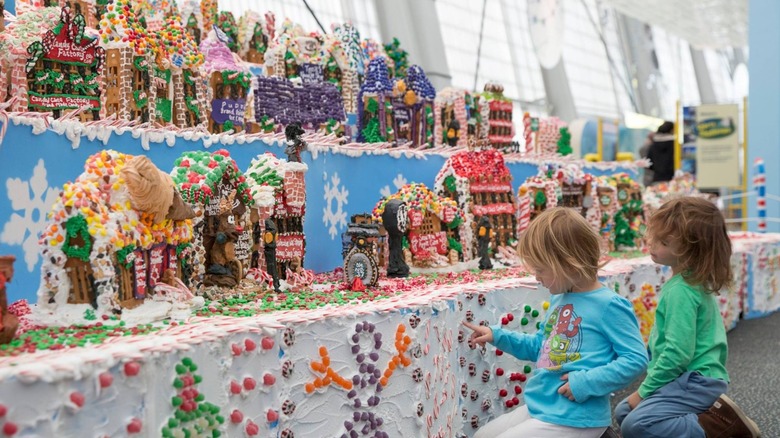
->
xmin=639 ymin=132 xmax=654 ymax=186
xmin=646 ymin=121 xmax=675 ymax=183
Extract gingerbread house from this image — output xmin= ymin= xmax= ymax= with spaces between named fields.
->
xmin=482 ymin=82 xmax=513 ymax=150
xmin=520 ymin=175 xmax=559 ymax=220
xmin=373 ymin=183 xmax=462 ymax=268
xmin=610 ymin=173 xmax=645 ymax=249
xmin=434 ymin=88 xmax=482 ymax=148
xmin=200 ymin=30 xmax=252 ymax=133
xmin=245 ymin=153 xmax=308 ymax=277
xmin=327 ymin=22 xmax=365 ymax=114
xmin=134 ymin=0 xmax=178 ymax=32
xmin=544 ymin=163 xmax=595 ymax=216
xmin=55 ymin=0 xmax=102 ymax=28
xmin=200 ymin=0 xmax=218 ymax=32
xmin=156 ymin=16 xmax=207 ymax=128
xmin=264 ymin=18 xmax=303 ymax=79
xmin=216 ymin=11 xmax=239 ymax=53
xmin=36 ymin=151 xmax=196 ymax=322
xmin=98 ymin=0 xmax=156 ymax=123
xmin=595 ymin=176 xmax=619 ymax=252
xmin=533 ymin=116 xmax=568 ymax=156
xmin=358 ymin=57 xmax=394 ymax=143
xmin=238 ymin=10 xmax=274 ymax=64
xmin=253 ymin=75 xmax=345 ymax=130
xmin=9 ymin=7 xmax=106 ymax=120
xmin=392 ymin=65 xmax=436 ymax=147
xmin=179 ymin=0 xmax=204 ymax=45
xmin=171 ymin=149 xmax=254 ymax=289
xmin=435 ymin=149 xmax=517 ymax=262
xmin=0 ymin=7 xmax=61 ymax=104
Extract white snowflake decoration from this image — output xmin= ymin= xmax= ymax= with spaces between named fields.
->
xmin=1 ymin=159 xmax=59 ymax=271
xmin=322 ymin=172 xmax=349 ymax=240
xmin=379 ymin=173 xmax=407 ymax=198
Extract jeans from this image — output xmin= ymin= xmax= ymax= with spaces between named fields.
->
xmin=616 ymin=371 xmax=728 ymax=438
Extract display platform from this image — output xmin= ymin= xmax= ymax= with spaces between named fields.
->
xmin=0 ymin=232 xmax=777 ymax=438
xmin=0 ymin=117 xmax=641 ymax=303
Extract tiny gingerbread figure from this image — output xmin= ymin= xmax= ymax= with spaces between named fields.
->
xmin=284 ymin=122 xmax=308 ymax=163
xmin=0 ymin=256 xmax=19 ymax=345
xmin=477 ymin=216 xmax=493 ymax=270
xmin=263 ymin=219 xmax=281 ymax=292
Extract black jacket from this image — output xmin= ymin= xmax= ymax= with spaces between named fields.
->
xmin=646 ymin=133 xmax=675 ymax=183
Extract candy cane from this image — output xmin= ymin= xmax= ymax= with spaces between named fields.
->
xmin=523 ymin=112 xmax=532 ymax=153
xmin=517 ymin=193 xmax=531 ymax=235
xmin=754 ymin=158 xmax=766 ymax=232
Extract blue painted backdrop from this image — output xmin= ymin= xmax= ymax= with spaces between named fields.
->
xmin=0 ymin=122 xmax=636 ymax=302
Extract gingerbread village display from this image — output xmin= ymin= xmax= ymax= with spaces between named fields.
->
xmin=0 ymin=0 xmax=591 ymax=159
xmin=0 ymin=1 xmax=658 ymax=328
xmin=0 ymin=6 xmax=760 ymax=438
xmin=0 ymin=1 xmax=575 ymax=154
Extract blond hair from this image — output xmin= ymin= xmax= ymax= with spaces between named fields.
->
xmin=518 ymin=208 xmax=603 ymax=287
xmin=648 ymin=197 xmax=732 ymax=292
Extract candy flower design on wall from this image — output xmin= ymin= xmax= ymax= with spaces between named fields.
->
xmin=305 ymin=322 xmax=412 ymax=438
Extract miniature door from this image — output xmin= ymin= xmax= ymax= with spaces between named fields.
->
xmin=393 ymin=104 xmax=412 ymax=144
xmin=65 ymin=257 xmax=95 ymax=305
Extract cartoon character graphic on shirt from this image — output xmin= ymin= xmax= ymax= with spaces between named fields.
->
xmin=556 ymin=304 xmax=582 ymax=337
xmin=537 ymin=304 xmax=582 ymax=370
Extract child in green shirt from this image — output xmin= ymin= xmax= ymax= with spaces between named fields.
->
xmin=617 ymin=197 xmax=761 ymax=438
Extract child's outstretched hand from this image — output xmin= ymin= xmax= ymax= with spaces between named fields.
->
xmin=462 ymin=321 xmax=493 ymax=347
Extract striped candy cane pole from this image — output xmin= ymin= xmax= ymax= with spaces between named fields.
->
xmin=523 ymin=112 xmax=532 ymax=153
xmin=517 ymin=192 xmax=531 ymax=235
xmin=755 ymin=158 xmax=766 ymax=232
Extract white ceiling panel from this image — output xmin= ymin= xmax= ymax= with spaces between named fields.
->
xmin=601 ymin=0 xmax=747 ymax=48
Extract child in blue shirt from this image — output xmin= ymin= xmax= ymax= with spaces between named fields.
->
xmin=464 ymin=207 xmax=648 ymax=437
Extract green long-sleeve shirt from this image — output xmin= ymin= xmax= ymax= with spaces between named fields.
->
xmin=638 ymin=274 xmax=729 ymax=398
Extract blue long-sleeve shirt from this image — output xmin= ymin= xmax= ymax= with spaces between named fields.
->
xmin=491 ymin=286 xmax=648 ymax=428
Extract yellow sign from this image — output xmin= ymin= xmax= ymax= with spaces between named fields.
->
xmin=695 ymin=104 xmax=740 ymax=189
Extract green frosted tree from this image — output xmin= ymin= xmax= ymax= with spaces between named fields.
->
xmin=557 ymin=127 xmax=572 ymax=156
xmin=162 ymin=358 xmax=224 ymax=438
